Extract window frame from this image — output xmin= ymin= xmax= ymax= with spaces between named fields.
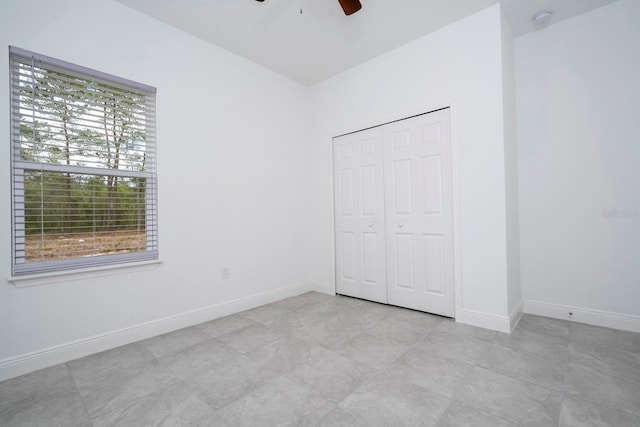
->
xmin=9 ymin=46 xmax=159 ymax=277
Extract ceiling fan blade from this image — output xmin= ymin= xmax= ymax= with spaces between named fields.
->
xmin=338 ymin=0 xmax=362 ymax=16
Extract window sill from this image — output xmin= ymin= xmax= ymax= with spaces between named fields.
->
xmin=8 ymin=260 xmax=163 ymax=288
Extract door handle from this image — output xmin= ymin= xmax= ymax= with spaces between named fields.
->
xmin=398 ymin=224 xmax=404 ymax=228
xmin=368 ymin=223 xmax=374 ymax=228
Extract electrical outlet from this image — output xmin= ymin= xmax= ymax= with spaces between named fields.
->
xmin=222 ymin=267 xmax=230 ymax=280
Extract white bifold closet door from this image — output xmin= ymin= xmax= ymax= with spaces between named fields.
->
xmin=333 ymin=108 xmax=454 ymax=317
xmin=384 ymin=109 xmax=454 ymax=316
xmin=333 ymin=127 xmax=387 ymax=304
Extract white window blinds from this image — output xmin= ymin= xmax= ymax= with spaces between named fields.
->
xmin=9 ymin=46 xmax=158 ymax=275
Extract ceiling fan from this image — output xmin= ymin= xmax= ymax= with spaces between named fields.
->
xmin=254 ymin=0 xmax=362 ymax=16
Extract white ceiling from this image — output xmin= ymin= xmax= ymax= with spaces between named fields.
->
xmin=114 ymin=0 xmax=617 ymax=86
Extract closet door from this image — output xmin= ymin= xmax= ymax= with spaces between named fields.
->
xmin=333 ymin=128 xmax=387 ymax=304
xmin=384 ymin=109 xmax=454 ymax=317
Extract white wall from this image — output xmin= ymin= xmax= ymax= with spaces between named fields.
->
xmin=307 ymin=5 xmax=514 ymax=330
xmin=0 ymin=0 xmax=311 ymax=379
xmin=517 ymin=0 xmax=640 ymax=328
xmin=501 ymin=12 xmax=522 ymax=322
xmin=0 ymin=0 xmax=530 ymax=381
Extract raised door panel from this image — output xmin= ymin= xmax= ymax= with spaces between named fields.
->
xmin=339 ymin=169 xmax=355 ymax=217
xmin=360 ymin=165 xmax=377 ymax=216
xmin=340 ymin=232 xmax=357 ymax=281
xmin=423 ymin=234 xmax=445 ymax=295
xmin=394 ymin=233 xmax=415 ymax=290
xmin=422 ymin=155 xmax=443 ymax=216
xmin=392 ymin=160 xmax=413 ymax=215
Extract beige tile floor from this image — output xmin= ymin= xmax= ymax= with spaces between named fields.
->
xmin=1 ymin=291 xmax=640 ymax=426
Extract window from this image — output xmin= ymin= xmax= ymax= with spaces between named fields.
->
xmin=9 ymin=47 xmax=158 ymax=276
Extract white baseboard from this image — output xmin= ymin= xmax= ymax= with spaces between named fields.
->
xmin=523 ymin=299 xmax=640 ymax=333
xmin=0 ymin=281 xmax=321 ymax=382
xmin=309 ymin=281 xmax=334 ymax=295
xmin=456 ymin=308 xmax=511 ymax=333
xmin=509 ymin=300 xmax=524 ymax=333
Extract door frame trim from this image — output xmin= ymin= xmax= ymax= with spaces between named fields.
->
xmin=328 ymin=102 xmax=463 ymax=321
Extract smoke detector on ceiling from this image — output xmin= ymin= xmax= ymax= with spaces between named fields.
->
xmin=532 ymin=10 xmax=553 ymax=28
